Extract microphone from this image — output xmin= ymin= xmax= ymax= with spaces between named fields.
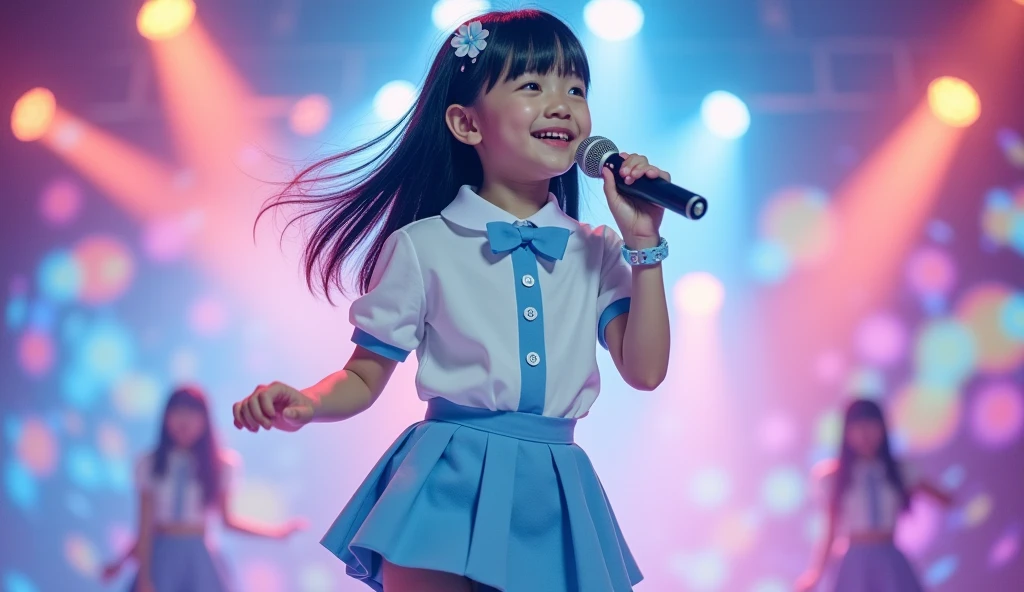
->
xmin=575 ymin=136 xmax=708 ymax=220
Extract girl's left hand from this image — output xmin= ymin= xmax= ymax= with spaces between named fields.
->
xmin=600 ymin=152 xmax=668 ymax=247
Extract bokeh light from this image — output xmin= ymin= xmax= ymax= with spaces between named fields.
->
xmin=15 ymin=418 xmax=58 ymax=476
xmin=64 ymin=533 xmax=99 ymax=576
xmin=747 ymin=240 xmax=791 ymax=283
xmin=757 ymin=411 xmax=797 ymax=454
xmin=970 ymin=381 xmax=1023 ymax=448
xmin=701 ymin=91 xmax=751 ymax=139
xmin=712 ymin=509 xmax=761 ymax=555
xmin=372 ymin=80 xmax=417 ymax=121
xmin=289 ymin=94 xmax=332 ymax=137
xmin=673 ymin=272 xmax=725 ymax=317
xmin=844 ymin=367 xmax=885 ymax=398
xmin=759 ymin=186 xmax=835 ymax=265
xmin=39 ymin=177 xmax=83 ymax=226
xmin=890 ymin=384 xmax=962 ymax=453
xmin=11 ymin=88 xmax=56 ymax=142
xmin=583 ymin=0 xmax=645 ymax=42
xmin=112 ymin=373 xmax=163 ymax=419
xmin=233 ymin=480 xmax=288 ymax=523
xmin=913 ymin=318 xmax=977 ymax=388
xmin=298 ymin=563 xmax=336 ymax=592
xmin=73 ymin=235 xmax=135 ymax=305
xmin=669 ymin=549 xmax=729 ymax=590
xmin=66 ymin=446 xmax=103 ymax=490
xmin=17 ymin=330 xmax=55 ymax=377
xmin=189 ymin=296 xmax=229 ymax=336
xmin=854 ymin=312 xmax=908 ymax=366
xmin=956 ymin=284 xmax=1024 ymax=372
xmin=927 ymin=76 xmax=980 ymax=128
xmin=963 ymin=492 xmax=994 ymax=527
xmin=431 ymin=0 xmax=491 ymax=31
xmin=2 ymin=572 xmax=39 ymax=592
xmin=761 ymin=466 xmax=805 ymax=515
xmin=688 ymin=467 xmax=732 ymax=508
xmin=141 ymin=210 xmax=204 ymax=262
xmin=37 ymin=250 xmax=83 ymax=303
xmin=137 ymin=0 xmax=196 ymax=40
xmin=5 ymin=460 xmax=38 ymax=510
xmin=905 ymin=246 xmax=957 ymax=300
xmin=989 ymin=527 xmax=1020 ymax=568
xmin=239 ymin=560 xmax=286 ymax=592
xmin=923 ymin=554 xmax=959 ymax=586
xmin=997 ymin=129 xmax=1024 ymax=169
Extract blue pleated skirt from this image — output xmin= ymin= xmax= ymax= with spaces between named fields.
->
xmin=129 ymin=533 xmax=232 ymax=592
xmin=832 ymin=541 xmax=923 ymax=592
xmin=320 ymin=398 xmax=642 ymax=592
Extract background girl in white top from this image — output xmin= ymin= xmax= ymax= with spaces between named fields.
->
xmin=232 ymin=8 xmax=672 ymax=592
xmin=103 ymin=386 xmax=304 ymax=592
xmin=797 ymin=398 xmax=954 ymax=592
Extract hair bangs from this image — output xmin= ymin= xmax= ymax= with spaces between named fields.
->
xmin=474 ymin=11 xmax=591 ymax=94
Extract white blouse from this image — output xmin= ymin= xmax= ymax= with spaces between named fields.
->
xmin=818 ymin=459 xmax=919 ymax=534
xmin=349 ymin=185 xmax=634 ymax=419
xmin=135 ymin=449 xmax=236 ymax=527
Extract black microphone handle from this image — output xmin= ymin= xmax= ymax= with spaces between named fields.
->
xmin=603 ymin=153 xmax=708 ymax=220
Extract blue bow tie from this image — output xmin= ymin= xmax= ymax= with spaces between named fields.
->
xmin=485 ymin=221 xmax=571 ymax=261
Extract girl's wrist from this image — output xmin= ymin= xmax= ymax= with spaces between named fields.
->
xmin=623 ymin=234 xmax=661 ymax=250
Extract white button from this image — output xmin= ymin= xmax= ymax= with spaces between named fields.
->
xmin=523 ymin=307 xmax=538 ymax=321
xmin=521 ymin=274 xmax=535 ymax=287
xmin=526 ymin=352 xmax=541 ymax=366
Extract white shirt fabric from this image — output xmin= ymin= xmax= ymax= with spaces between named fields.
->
xmin=135 ymin=449 xmax=235 ymax=527
xmin=349 ymin=185 xmax=633 ymax=419
xmin=819 ymin=459 xmax=919 ymax=534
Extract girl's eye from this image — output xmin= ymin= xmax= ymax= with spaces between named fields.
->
xmin=570 ymin=87 xmax=586 ymax=98
xmin=521 ymin=82 xmax=541 ymax=91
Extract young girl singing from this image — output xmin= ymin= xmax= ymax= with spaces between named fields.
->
xmin=233 ymin=9 xmax=672 ymax=591
xmin=797 ymin=398 xmax=954 ymax=592
xmin=107 ymin=386 xmax=304 ymax=591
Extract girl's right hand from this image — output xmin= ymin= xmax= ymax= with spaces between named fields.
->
xmin=233 ymin=382 xmax=315 ymax=432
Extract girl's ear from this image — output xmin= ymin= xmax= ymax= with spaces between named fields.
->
xmin=445 ymin=104 xmax=482 ymax=146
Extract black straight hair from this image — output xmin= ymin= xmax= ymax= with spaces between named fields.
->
xmin=152 ymin=386 xmax=222 ymax=506
xmin=259 ymin=9 xmax=591 ymax=300
xmin=830 ymin=398 xmax=910 ymax=516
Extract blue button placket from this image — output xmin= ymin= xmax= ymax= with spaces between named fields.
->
xmin=510 ymin=221 xmax=547 ymax=414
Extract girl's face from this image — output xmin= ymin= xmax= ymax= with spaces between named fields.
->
xmin=468 ymin=70 xmax=591 ymax=183
xmin=845 ymin=418 xmax=884 ymax=458
xmin=165 ymin=406 xmax=208 ymax=448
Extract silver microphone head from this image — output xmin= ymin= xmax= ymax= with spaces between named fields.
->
xmin=574 ymin=136 xmax=618 ymax=178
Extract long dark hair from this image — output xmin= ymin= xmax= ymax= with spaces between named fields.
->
xmin=260 ymin=9 xmax=591 ymax=301
xmin=152 ymin=386 xmax=222 ymax=506
xmin=830 ymin=398 xmax=910 ymax=516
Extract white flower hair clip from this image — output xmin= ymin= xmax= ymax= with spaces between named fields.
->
xmin=451 ymin=20 xmax=489 ymax=70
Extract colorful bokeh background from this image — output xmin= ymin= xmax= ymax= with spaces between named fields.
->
xmin=2 ymin=1 xmax=1023 ymax=591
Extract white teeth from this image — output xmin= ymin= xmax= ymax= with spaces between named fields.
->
xmin=533 ymin=131 xmax=570 ymax=141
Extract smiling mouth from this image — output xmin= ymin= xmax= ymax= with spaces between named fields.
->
xmin=531 ymin=130 xmax=575 ymax=143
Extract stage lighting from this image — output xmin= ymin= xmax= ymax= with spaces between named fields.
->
xmin=432 ymin=0 xmax=491 ymax=31
xmin=583 ymin=0 xmax=644 ymax=41
xmin=289 ymin=94 xmax=332 ymax=137
xmin=674 ymin=272 xmax=725 ymax=317
xmin=11 ymin=87 xmax=56 ymax=142
xmin=928 ymin=76 xmax=980 ymax=128
xmin=373 ymin=81 xmax=417 ymax=121
xmin=701 ymin=91 xmax=750 ymax=139
xmin=137 ymin=0 xmax=196 ymax=41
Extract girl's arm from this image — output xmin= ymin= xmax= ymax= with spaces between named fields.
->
xmin=100 ymin=541 xmax=138 ymax=581
xmin=604 ymin=256 xmax=670 ymax=391
xmin=220 ymin=492 xmax=305 ymax=538
xmin=135 ymin=490 xmax=156 ymax=590
xmin=235 ymin=346 xmax=398 ymax=431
